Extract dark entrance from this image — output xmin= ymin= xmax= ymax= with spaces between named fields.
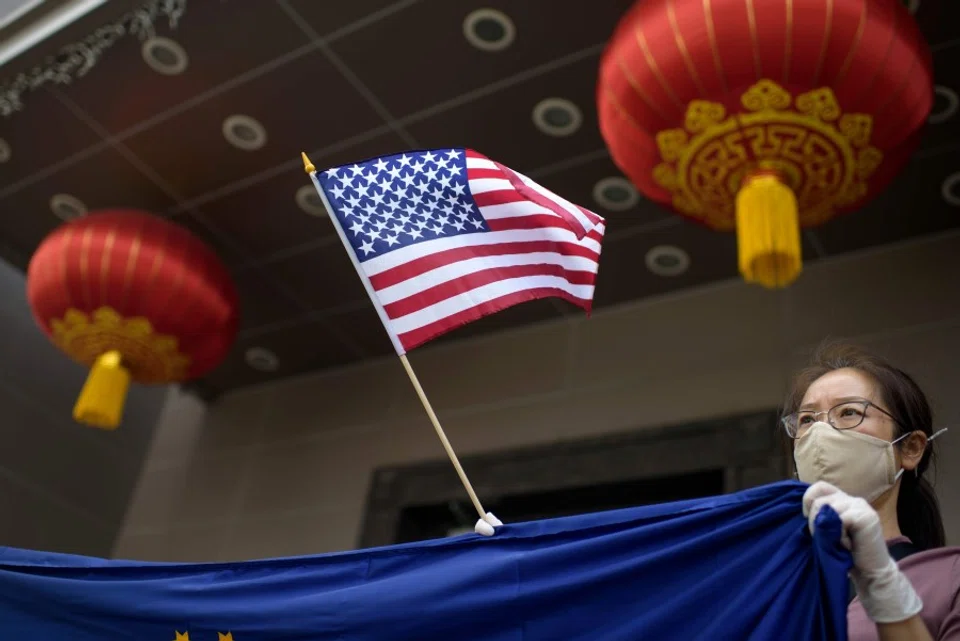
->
xmin=395 ymin=469 xmax=725 ymax=543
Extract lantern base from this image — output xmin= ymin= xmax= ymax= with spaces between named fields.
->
xmin=73 ymin=350 xmax=130 ymax=430
xmin=735 ymin=172 xmax=803 ymax=289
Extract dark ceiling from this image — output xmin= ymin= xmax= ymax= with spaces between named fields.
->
xmin=0 ymin=0 xmax=958 ymax=399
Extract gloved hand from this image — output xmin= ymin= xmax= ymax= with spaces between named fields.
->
xmin=474 ymin=512 xmax=503 ymax=537
xmin=803 ymin=481 xmax=923 ymax=623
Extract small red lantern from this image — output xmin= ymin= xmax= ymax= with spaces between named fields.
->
xmin=598 ymin=0 xmax=933 ymax=288
xmin=27 ymin=210 xmax=239 ymax=429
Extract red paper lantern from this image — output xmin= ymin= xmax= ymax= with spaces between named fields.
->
xmin=27 ymin=210 xmax=239 ymax=428
xmin=598 ymin=0 xmax=933 ymax=287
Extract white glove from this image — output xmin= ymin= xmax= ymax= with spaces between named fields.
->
xmin=474 ymin=512 xmax=503 ymax=537
xmin=803 ymin=481 xmax=922 ymax=623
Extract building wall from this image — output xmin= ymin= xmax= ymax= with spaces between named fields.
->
xmin=114 ymin=231 xmax=960 ymax=561
xmin=0 ymin=258 xmax=168 ymax=556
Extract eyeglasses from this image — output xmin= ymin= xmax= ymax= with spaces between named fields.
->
xmin=781 ymin=400 xmax=899 ymax=439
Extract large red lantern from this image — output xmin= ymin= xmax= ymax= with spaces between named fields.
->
xmin=27 ymin=210 xmax=239 ymax=429
xmin=598 ymin=0 xmax=933 ymax=288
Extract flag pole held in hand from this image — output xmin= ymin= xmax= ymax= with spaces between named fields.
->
xmin=302 ymin=152 xmax=489 ymax=528
xmin=301 ymin=149 xmax=605 ymax=535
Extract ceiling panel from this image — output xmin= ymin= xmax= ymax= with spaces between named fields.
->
xmin=0 ymin=90 xmax=101 ymax=190
xmin=405 ymin=52 xmax=605 ymax=172
xmin=169 ymin=213 xmax=251 ymax=269
xmin=925 ymin=53 xmax=960 ymax=151
xmin=327 ymin=0 xmax=633 ymax=116
xmin=593 ymin=220 xmax=738 ymax=309
xmin=0 ymin=146 xmax=179 ymax=254
xmin=60 ymin=2 xmax=313 ymax=135
xmin=530 ymin=154 xmax=675 ymax=232
xmin=813 ymin=147 xmax=960 ymax=254
xmin=121 ymin=48 xmax=390 ymax=201
xmin=194 ymin=131 xmax=405 ymax=261
xmin=258 ymin=244 xmax=371 ymax=312
xmin=283 ymin=0 xmax=410 ymax=40
xmin=200 ymin=315 xmax=364 ymax=392
xmin=323 ymin=304 xmax=398 ymax=359
xmin=231 ymin=269 xmax=305 ymax=333
xmin=909 ymin=1 xmax=960 ymax=49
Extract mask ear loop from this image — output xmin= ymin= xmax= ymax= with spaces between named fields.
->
xmin=910 ymin=427 xmax=949 ymax=477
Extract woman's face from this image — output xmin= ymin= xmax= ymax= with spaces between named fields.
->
xmin=797 ymin=367 xmax=896 ymax=441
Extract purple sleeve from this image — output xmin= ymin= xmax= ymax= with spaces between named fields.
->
xmin=937 ymin=555 xmax=960 ymax=640
xmin=848 ymin=548 xmax=960 ymax=641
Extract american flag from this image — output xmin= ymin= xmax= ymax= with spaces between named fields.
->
xmin=310 ymin=149 xmax=606 ymax=354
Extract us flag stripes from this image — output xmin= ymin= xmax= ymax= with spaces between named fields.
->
xmin=309 ymin=148 xmax=605 ymax=354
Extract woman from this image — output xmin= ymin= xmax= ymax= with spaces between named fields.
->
xmin=783 ymin=343 xmax=958 ymax=641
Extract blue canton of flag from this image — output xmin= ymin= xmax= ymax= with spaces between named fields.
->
xmin=316 ymin=149 xmax=489 ymax=261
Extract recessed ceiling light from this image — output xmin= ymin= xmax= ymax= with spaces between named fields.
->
xmin=295 ymin=184 xmax=327 ymax=216
xmin=645 ymin=245 xmax=690 ymax=277
xmin=593 ymin=176 xmax=639 ymax=211
xmin=902 ymin=0 xmax=920 ymax=15
xmin=49 ymin=193 xmax=88 ymax=222
xmin=941 ymin=172 xmax=960 ymax=207
xmin=141 ymin=37 xmax=189 ymax=76
xmin=0 ymin=137 xmax=9 ymax=163
xmin=222 ymin=114 xmax=267 ymax=151
xmin=244 ymin=347 xmax=279 ymax=372
xmin=463 ymin=8 xmax=516 ymax=52
xmin=532 ymin=98 xmax=583 ymax=137
xmin=929 ymin=86 xmax=958 ymax=125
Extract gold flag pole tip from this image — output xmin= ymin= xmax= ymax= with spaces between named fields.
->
xmin=301 ymin=152 xmax=315 ymax=174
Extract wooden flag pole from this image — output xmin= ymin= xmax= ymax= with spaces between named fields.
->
xmin=301 ymin=152 xmax=490 ymax=524
xmin=397 ymin=354 xmax=487 ymax=520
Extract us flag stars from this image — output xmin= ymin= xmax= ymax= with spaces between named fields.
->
xmin=318 ymin=149 xmax=489 ymax=261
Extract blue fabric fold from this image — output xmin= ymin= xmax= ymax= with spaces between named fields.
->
xmin=0 ymin=480 xmax=850 ymax=640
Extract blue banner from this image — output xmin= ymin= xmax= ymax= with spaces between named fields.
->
xmin=0 ymin=480 xmax=850 ymax=640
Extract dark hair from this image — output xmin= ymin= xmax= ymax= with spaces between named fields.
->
xmin=783 ymin=341 xmax=946 ymax=550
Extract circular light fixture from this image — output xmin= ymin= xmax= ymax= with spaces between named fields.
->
xmin=593 ymin=176 xmax=640 ymax=211
xmin=49 ymin=194 xmax=88 ymax=221
xmin=141 ymin=37 xmax=189 ymax=76
xmin=244 ymin=347 xmax=279 ymax=372
xmin=295 ymin=185 xmax=327 ymax=216
xmin=902 ymin=0 xmax=920 ymax=15
xmin=941 ymin=172 xmax=960 ymax=207
xmin=0 ymin=137 xmax=10 ymax=163
xmin=645 ymin=245 xmax=690 ymax=277
xmin=929 ymin=86 xmax=959 ymax=125
xmin=463 ymin=8 xmax=516 ymax=52
xmin=222 ymin=114 xmax=267 ymax=151
xmin=532 ymin=98 xmax=583 ymax=137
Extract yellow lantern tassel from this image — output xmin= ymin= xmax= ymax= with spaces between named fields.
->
xmin=73 ymin=350 xmax=130 ymax=430
xmin=735 ymin=171 xmax=803 ymax=289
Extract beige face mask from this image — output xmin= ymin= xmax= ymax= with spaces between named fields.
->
xmin=793 ymin=421 xmax=909 ymax=503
